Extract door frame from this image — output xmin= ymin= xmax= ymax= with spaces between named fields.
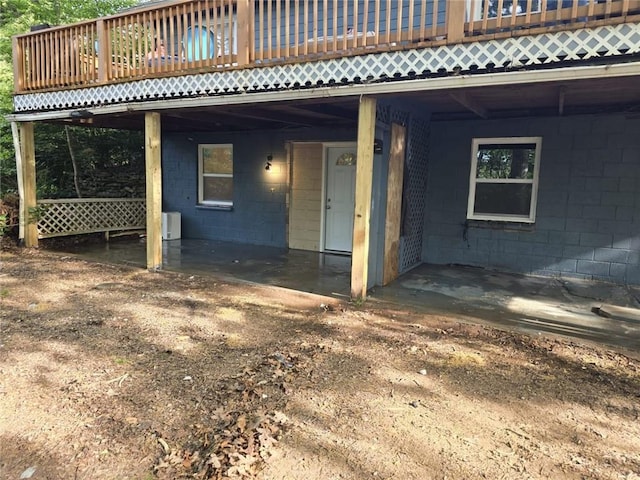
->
xmin=321 ymin=141 xmax=358 ymax=253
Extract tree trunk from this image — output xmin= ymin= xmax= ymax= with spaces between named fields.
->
xmin=65 ymin=126 xmax=82 ymax=198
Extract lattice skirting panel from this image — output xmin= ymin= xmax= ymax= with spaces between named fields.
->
xmin=376 ymin=102 xmax=430 ymax=274
xmin=399 ymin=115 xmax=430 ymax=274
xmin=14 ymin=22 xmax=640 ymax=113
xmin=37 ymin=198 xmax=146 ymax=238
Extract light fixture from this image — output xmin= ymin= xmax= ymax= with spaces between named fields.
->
xmin=265 ymin=154 xmax=273 ymax=171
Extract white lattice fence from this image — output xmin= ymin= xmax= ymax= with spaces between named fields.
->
xmin=36 ymin=198 xmax=146 ymax=238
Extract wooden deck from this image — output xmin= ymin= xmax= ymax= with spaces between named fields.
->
xmin=12 ymin=0 xmax=640 ymax=94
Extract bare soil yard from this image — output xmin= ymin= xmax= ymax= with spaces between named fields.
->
xmin=1 ymin=248 xmax=639 ymax=480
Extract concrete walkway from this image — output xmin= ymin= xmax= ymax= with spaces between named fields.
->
xmin=372 ymin=264 xmax=640 ymax=353
xmin=51 ymin=238 xmax=640 ymax=353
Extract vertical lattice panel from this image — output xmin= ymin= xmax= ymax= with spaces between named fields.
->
xmin=37 ymin=198 xmax=146 ymax=238
xmin=376 ymin=103 xmax=391 ymax=126
xmin=399 ymin=115 xmax=430 ymax=273
xmin=390 ymin=109 xmax=410 ymax=127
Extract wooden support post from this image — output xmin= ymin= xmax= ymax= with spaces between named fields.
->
xmin=145 ymin=112 xmax=162 ymax=271
xmin=10 ymin=122 xmax=25 ymax=241
xmin=19 ymin=122 xmax=38 ymax=247
xmin=449 ymin=91 xmax=489 ymax=119
xmin=350 ymin=96 xmax=376 ymax=300
xmin=446 ymin=0 xmax=467 ymax=43
xmin=382 ymin=123 xmax=406 ymax=286
xmin=236 ymin=0 xmax=250 ymax=65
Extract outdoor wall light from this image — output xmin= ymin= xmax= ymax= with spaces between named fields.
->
xmin=265 ymin=154 xmax=273 ymax=171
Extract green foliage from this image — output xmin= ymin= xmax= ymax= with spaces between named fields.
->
xmin=0 ymin=0 xmax=142 ymax=200
xmin=350 ymin=296 xmax=366 ymax=308
xmin=27 ymin=204 xmax=48 ymax=224
xmin=476 ymin=145 xmax=536 ymax=180
xmin=0 ymin=192 xmax=18 ymax=237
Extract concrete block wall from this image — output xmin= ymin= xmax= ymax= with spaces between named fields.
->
xmin=423 ymin=113 xmax=640 ymax=285
xmin=162 ymin=127 xmax=355 ymax=247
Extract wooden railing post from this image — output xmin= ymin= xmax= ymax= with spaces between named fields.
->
xmin=96 ymin=19 xmax=109 ymax=83
xmin=236 ymin=0 xmax=250 ymax=65
xmin=446 ymin=0 xmax=467 ymax=43
xmin=12 ymin=37 xmax=25 ymax=92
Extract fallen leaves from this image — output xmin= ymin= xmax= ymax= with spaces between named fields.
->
xmin=154 ymin=410 xmax=288 ymax=478
xmin=153 ymin=352 xmax=299 ymax=479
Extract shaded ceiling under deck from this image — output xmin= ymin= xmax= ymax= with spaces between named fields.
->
xmin=54 ymin=74 xmax=640 ymax=133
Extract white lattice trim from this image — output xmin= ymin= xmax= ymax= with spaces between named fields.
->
xmin=14 ymin=22 xmax=640 ymax=113
xmin=37 ymin=198 xmax=146 ymax=238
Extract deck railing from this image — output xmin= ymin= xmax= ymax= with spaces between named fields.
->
xmin=12 ymin=0 xmax=640 ymax=93
xmin=36 ymin=198 xmax=146 ymax=238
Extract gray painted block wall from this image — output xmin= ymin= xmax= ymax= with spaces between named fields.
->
xmin=162 ymin=127 xmax=355 ymax=247
xmin=423 ymin=113 xmax=640 ymax=285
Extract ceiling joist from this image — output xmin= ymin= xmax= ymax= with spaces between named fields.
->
xmin=274 ymin=104 xmax=354 ymax=122
xmin=449 ymin=91 xmax=489 ymax=119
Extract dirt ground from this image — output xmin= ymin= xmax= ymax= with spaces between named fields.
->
xmin=1 ymin=248 xmax=639 ymax=480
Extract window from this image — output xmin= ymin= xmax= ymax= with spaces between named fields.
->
xmin=467 ymin=137 xmax=542 ymax=223
xmin=198 ymin=144 xmax=233 ymax=207
xmin=471 ymin=0 xmax=541 ymax=20
xmin=336 ymin=152 xmax=356 ymax=166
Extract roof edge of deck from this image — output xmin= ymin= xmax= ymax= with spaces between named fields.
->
xmin=9 ymin=59 xmax=640 ymax=123
xmin=11 ymin=22 xmax=640 ymax=118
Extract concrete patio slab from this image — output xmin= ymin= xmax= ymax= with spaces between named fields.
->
xmin=49 ymin=238 xmax=640 ymax=353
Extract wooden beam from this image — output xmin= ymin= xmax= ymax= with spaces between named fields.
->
xmin=216 ymin=108 xmax=314 ymax=127
xmin=450 ymin=91 xmax=489 ymax=119
xmin=19 ymin=122 xmax=38 ymax=247
xmin=292 ymin=103 xmax=358 ymax=121
xmin=145 ymin=112 xmax=162 ymax=270
xmin=350 ymin=96 xmax=376 ymax=300
xmin=276 ymin=104 xmax=354 ymax=122
xmin=383 ymin=123 xmax=406 ymax=286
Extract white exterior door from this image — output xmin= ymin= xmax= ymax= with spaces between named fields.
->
xmin=324 ymin=145 xmax=357 ymax=253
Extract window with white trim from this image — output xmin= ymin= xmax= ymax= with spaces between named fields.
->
xmin=198 ymin=144 xmax=233 ymax=207
xmin=467 ymin=137 xmax=542 ymax=223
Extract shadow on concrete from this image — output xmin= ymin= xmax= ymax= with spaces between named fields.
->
xmin=47 ymin=238 xmax=640 ymax=352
